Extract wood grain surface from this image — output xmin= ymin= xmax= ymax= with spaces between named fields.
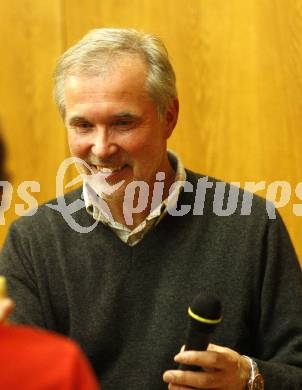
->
xmin=0 ymin=0 xmax=66 ymax=243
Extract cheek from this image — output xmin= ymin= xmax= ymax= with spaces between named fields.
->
xmin=124 ymin=127 xmax=163 ymax=157
xmin=68 ymin=134 xmax=89 ymax=158
xmin=126 ymin=139 xmax=164 ymax=172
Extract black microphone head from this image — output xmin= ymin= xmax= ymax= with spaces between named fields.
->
xmin=188 ymin=291 xmax=222 ymax=333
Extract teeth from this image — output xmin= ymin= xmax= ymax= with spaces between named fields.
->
xmin=95 ymin=165 xmax=125 ymax=173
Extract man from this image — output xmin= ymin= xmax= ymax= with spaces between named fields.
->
xmin=1 ymin=28 xmax=302 ymax=389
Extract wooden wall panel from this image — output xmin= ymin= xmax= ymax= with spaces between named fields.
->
xmin=1 ymin=0 xmax=302 ymax=265
xmin=0 ymin=0 xmax=66 ymax=245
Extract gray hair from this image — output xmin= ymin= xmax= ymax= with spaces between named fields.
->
xmin=53 ymin=28 xmax=177 ymax=118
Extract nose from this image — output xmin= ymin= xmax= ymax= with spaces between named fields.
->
xmin=91 ymin=127 xmax=118 ymax=160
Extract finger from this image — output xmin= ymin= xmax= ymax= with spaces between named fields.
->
xmin=169 ymin=387 xmax=219 ymax=390
xmin=207 ymin=344 xmax=228 ymax=353
xmin=177 ymin=345 xmax=186 ymax=354
xmin=0 ymin=298 xmax=14 ymax=323
xmin=174 ymin=350 xmax=226 ymax=370
xmin=163 ymin=369 xmax=219 ymax=388
xmin=168 ymin=384 xmax=190 ymax=390
xmin=208 ymin=344 xmax=242 ymax=371
xmin=169 ymin=385 xmax=203 ymax=390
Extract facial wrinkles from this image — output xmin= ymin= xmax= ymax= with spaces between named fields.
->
xmin=65 ymin=58 xmax=164 ymax=180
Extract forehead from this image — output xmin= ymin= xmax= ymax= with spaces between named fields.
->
xmin=64 ymin=55 xmax=148 ymax=106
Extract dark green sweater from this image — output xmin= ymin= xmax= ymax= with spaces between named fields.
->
xmin=1 ymin=171 xmax=302 ymax=389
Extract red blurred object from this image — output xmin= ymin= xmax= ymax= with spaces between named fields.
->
xmin=0 ymin=324 xmax=100 ymax=390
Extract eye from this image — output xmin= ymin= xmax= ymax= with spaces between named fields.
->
xmin=116 ymin=120 xmax=131 ymax=126
xmin=111 ymin=118 xmax=136 ymax=131
xmin=70 ymin=121 xmax=94 ymax=134
xmin=76 ymin=121 xmax=93 ymax=129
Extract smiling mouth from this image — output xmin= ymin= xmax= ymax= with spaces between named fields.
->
xmin=91 ymin=164 xmax=128 ymax=175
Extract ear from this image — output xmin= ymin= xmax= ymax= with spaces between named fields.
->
xmin=164 ymin=98 xmax=179 ymax=139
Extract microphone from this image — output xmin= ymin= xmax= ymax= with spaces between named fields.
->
xmin=178 ymin=291 xmax=222 ymax=371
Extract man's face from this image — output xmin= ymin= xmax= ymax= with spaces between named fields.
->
xmin=64 ymin=56 xmax=178 ymax=200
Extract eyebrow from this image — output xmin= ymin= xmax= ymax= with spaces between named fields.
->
xmin=68 ymin=112 xmax=140 ymax=125
xmin=110 ymin=112 xmax=140 ymax=120
xmin=68 ymin=116 xmax=91 ymax=126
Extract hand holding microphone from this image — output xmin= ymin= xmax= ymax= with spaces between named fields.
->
xmin=163 ymin=291 xmax=251 ymax=389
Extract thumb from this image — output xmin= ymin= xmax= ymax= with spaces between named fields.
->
xmin=207 ymin=343 xmax=225 ymax=352
xmin=179 ymin=344 xmax=185 ymax=353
